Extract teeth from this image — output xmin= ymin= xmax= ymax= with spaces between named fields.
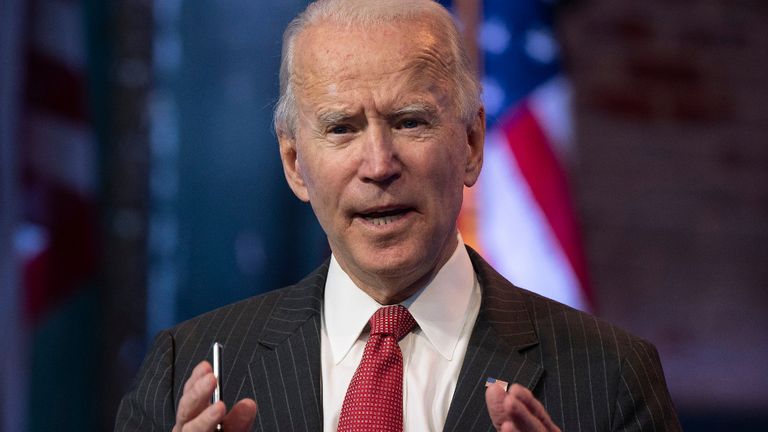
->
xmin=364 ymin=213 xmax=405 ymax=226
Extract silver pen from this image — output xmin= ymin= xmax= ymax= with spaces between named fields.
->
xmin=212 ymin=342 xmax=224 ymax=431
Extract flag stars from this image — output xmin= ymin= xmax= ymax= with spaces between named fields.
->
xmin=479 ymin=17 xmax=511 ymax=55
xmin=524 ymin=27 xmax=559 ymax=64
xmin=481 ymin=77 xmax=506 ymax=118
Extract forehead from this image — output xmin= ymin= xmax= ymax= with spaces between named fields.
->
xmin=292 ymin=19 xmax=454 ymax=105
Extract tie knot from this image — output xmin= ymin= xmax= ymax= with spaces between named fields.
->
xmin=369 ymin=305 xmax=416 ymax=341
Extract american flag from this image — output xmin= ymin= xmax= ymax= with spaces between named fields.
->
xmin=449 ymin=0 xmax=592 ymax=310
xmin=485 ymin=376 xmax=510 ymax=391
xmin=2 ymin=0 xmax=99 ymax=429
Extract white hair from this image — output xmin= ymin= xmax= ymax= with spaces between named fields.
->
xmin=273 ymin=0 xmax=482 ymax=138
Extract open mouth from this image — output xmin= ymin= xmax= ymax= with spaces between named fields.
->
xmin=358 ymin=208 xmax=411 ymax=226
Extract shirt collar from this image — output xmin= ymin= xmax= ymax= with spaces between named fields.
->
xmin=323 ymin=234 xmax=476 ymax=364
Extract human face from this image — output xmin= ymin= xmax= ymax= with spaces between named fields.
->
xmin=279 ymin=20 xmax=484 ymax=304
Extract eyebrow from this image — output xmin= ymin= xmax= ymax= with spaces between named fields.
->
xmin=315 ymin=102 xmax=439 ymax=127
xmin=316 ymin=110 xmax=356 ymax=127
xmin=388 ymin=103 xmax=438 ymax=119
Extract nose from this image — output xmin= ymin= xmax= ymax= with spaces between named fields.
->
xmin=358 ymin=125 xmax=401 ymax=184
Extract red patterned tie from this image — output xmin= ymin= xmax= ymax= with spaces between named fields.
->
xmin=337 ymin=305 xmax=417 ymax=432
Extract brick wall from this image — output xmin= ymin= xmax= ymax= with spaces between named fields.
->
xmin=559 ymin=0 xmax=768 ymax=412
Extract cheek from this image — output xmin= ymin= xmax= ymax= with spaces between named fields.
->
xmin=294 ymin=150 xmax=323 ymax=205
xmin=427 ymin=138 xmax=469 ymax=186
xmin=297 ymin=150 xmax=343 ymax=216
xmin=420 ymin=142 xmax=469 ymax=213
xmin=295 ymin=140 xmax=325 ymax=189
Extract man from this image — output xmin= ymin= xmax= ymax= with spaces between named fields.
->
xmin=115 ymin=1 xmax=681 ymax=431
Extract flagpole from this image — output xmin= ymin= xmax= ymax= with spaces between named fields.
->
xmin=453 ymin=0 xmax=482 ymax=75
xmin=454 ymin=0 xmax=484 ymax=250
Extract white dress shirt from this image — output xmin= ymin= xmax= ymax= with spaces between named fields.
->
xmin=321 ymin=237 xmax=481 ymax=432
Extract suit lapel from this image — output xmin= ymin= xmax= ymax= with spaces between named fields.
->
xmin=244 ymin=248 xmax=543 ymax=431
xmin=443 ymin=248 xmax=543 ymax=432
xmin=248 ymin=260 xmax=328 ymax=432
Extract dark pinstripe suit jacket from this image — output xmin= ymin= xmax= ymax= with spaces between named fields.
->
xmin=115 ymin=248 xmax=681 ymax=431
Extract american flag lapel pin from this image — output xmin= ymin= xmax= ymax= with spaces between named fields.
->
xmin=485 ymin=377 xmax=509 ymax=392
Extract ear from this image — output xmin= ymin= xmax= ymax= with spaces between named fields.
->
xmin=463 ymin=106 xmax=485 ymax=187
xmin=278 ymin=131 xmax=310 ymax=202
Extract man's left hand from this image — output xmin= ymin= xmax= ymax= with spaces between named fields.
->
xmin=485 ymin=383 xmax=561 ymax=432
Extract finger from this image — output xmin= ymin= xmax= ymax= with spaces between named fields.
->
xmin=179 ymin=401 xmax=226 ymax=432
xmin=223 ymin=398 xmax=258 ymax=431
xmin=485 ymin=384 xmax=509 ymax=429
xmin=505 ymin=396 xmax=544 ymax=432
xmin=176 ymin=372 xmax=217 ymax=425
xmin=500 ymin=422 xmax=517 ymax=432
xmin=503 ymin=391 xmax=546 ymax=432
xmin=508 ymin=385 xmax=560 ymax=431
xmin=183 ymin=361 xmax=212 ymax=396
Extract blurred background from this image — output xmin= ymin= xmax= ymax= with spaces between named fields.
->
xmin=1 ymin=0 xmax=766 ymax=430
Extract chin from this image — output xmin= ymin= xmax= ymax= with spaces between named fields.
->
xmin=356 ymin=243 xmax=430 ymax=278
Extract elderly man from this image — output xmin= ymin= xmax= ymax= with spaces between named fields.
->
xmin=115 ymin=1 xmax=681 ymax=431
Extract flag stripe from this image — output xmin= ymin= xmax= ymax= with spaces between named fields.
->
xmin=500 ymin=104 xmax=590 ymax=300
xmin=478 ymin=131 xmax=587 ymax=310
xmin=25 ymin=52 xmax=89 ymax=122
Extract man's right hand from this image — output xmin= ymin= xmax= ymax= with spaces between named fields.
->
xmin=172 ymin=361 xmax=258 ymax=432
xmin=486 ymin=383 xmax=561 ymax=432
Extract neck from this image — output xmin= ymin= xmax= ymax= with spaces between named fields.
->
xmin=353 ymin=270 xmax=435 ymax=305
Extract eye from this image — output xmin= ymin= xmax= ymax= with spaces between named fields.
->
xmin=398 ymin=118 xmax=425 ymax=129
xmin=328 ymin=124 xmax=351 ymax=135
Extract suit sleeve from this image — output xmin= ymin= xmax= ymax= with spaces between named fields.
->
xmin=114 ymin=330 xmax=176 ymax=432
xmin=611 ymin=338 xmax=682 ymax=431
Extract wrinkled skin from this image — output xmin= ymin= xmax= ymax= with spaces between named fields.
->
xmin=278 ymin=19 xmax=485 ymax=305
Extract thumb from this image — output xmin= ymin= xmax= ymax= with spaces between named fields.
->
xmin=485 ymin=384 xmax=507 ymax=429
xmin=223 ymin=398 xmax=258 ymax=431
